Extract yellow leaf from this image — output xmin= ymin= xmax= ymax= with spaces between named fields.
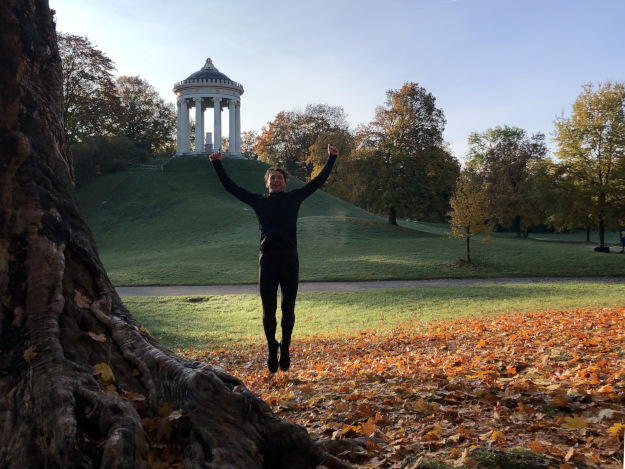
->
xmin=157 ymin=402 xmax=174 ymax=417
xmin=23 ymin=346 xmax=38 ymax=363
xmin=491 ymin=430 xmax=505 ymax=442
xmin=607 ymin=423 xmax=625 ymax=438
xmin=562 ymin=415 xmax=587 ymax=430
xmin=93 ymin=362 xmax=115 ymax=383
xmin=477 ymin=339 xmax=487 ymax=348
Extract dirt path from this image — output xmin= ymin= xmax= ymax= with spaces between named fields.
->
xmin=115 ymin=276 xmax=625 ymax=296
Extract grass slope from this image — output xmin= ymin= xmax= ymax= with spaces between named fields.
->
xmin=77 ymin=157 xmax=625 ymax=286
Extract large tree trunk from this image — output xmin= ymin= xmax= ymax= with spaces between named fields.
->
xmin=0 ymin=2 xmax=343 ymax=468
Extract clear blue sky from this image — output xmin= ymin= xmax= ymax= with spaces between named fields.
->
xmin=50 ymin=0 xmax=625 ymax=160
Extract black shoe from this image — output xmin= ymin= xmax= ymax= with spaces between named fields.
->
xmin=267 ymin=340 xmax=279 ymax=373
xmin=279 ymin=341 xmax=290 ymax=371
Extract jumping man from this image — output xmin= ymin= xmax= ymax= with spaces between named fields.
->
xmin=209 ymin=145 xmax=339 ymax=372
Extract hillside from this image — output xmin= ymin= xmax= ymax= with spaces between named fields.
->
xmin=77 ymin=157 xmax=438 ymax=285
xmin=77 ymin=157 xmax=625 ymax=286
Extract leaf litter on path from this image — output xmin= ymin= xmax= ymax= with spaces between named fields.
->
xmin=182 ymin=306 xmax=625 ymax=468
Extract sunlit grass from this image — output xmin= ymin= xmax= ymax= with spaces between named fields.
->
xmin=125 ymin=281 xmax=625 ymax=350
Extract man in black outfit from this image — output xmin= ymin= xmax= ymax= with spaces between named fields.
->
xmin=209 ymin=145 xmax=339 ymax=372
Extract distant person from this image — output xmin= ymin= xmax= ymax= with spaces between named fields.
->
xmin=621 ymin=235 xmax=625 ymax=253
xmin=209 ymin=145 xmax=339 ymax=372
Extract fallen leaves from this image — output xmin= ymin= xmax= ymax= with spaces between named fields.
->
xmin=183 ymin=306 xmax=625 ymax=468
xmin=93 ymin=362 xmax=115 ymax=383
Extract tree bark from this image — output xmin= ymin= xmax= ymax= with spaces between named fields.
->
xmin=0 ymin=1 xmax=337 ymax=467
xmin=388 ymin=206 xmax=397 ymax=225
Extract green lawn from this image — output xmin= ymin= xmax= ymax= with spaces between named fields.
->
xmin=125 ymin=281 xmax=625 ymax=350
xmin=78 ymin=157 xmax=625 ymax=286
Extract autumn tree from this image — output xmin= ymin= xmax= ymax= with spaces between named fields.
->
xmin=348 ymin=83 xmax=459 ymax=224
xmin=448 ymin=171 xmax=495 ymax=263
xmin=58 ymin=33 xmax=122 ymax=144
xmin=553 ymin=81 xmax=625 ymax=250
xmin=241 ymin=129 xmax=259 ymax=158
xmin=467 ymin=126 xmax=548 ymax=236
xmin=0 ymin=1 xmax=350 ymax=467
xmin=116 ymin=75 xmax=177 ymax=153
xmin=256 ymin=104 xmax=350 ymax=177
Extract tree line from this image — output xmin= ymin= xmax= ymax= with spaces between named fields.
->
xmin=62 ymin=35 xmax=625 ymax=255
xmin=59 ymin=34 xmax=177 ymax=187
xmin=448 ymin=81 xmax=625 ymax=260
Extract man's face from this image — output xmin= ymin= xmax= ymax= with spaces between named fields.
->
xmin=266 ymin=171 xmax=286 ymax=193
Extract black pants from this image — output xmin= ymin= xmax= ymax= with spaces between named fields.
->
xmin=259 ymin=250 xmax=299 ymax=349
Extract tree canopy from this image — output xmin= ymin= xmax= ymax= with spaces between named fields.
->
xmin=256 ymin=104 xmax=351 ymax=178
xmin=448 ymin=170 xmax=495 ymax=263
xmin=116 ymin=75 xmax=176 ymax=153
xmin=58 ymin=33 xmax=121 ymax=144
xmin=346 ymin=82 xmax=459 ymax=224
xmin=467 ymin=125 xmax=548 ymax=236
xmin=552 ymin=81 xmax=625 ymax=248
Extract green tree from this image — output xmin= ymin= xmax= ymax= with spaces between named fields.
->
xmin=116 ymin=75 xmax=177 ymax=153
xmin=349 ymin=83 xmax=459 ymax=224
xmin=58 ymin=33 xmax=121 ymax=143
xmin=72 ymin=134 xmax=151 ymax=188
xmin=553 ymin=81 xmax=625 ymax=249
xmin=448 ymin=170 xmax=495 ymax=263
xmin=467 ymin=126 xmax=548 ymax=236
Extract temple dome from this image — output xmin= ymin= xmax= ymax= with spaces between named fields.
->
xmin=185 ymin=58 xmax=233 ymax=82
xmin=173 ymin=58 xmax=243 ymax=91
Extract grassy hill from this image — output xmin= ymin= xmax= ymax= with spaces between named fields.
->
xmin=77 ymin=157 xmax=625 ymax=286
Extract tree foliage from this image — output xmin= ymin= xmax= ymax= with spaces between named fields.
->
xmin=59 ymin=34 xmax=176 ymax=156
xmin=256 ymin=104 xmax=350 ymax=177
xmin=58 ymin=33 xmax=121 ymax=144
xmin=553 ymin=81 xmax=625 ymax=248
xmin=448 ymin=170 xmax=495 ymax=262
xmin=72 ymin=134 xmax=152 ymax=189
xmin=467 ymin=126 xmax=548 ymax=236
xmin=240 ymin=130 xmax=259 ymax=158
xmin=116 ymin=75 xmax=177 ymax=153
xmin=346 ymin=83 xmax=459 ymax=224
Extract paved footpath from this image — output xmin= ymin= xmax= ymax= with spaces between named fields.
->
xmin=115 ymin=276 xmax=625 ymax=296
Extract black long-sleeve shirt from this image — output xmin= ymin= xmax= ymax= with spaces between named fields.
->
xmin=212 ymin=155 xmax=337 ymax=253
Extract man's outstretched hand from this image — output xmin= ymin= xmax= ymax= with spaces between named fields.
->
xmin=328 ymin=145 xmax=339 ymax=157
xmin=209 ymin=152 xmax=222 ymax=161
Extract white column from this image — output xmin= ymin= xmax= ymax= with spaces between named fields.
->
xmin=213 ymin=97 xmax=222 ymax=152
xmin=194 ymin=97 xmax=204 ymax=154
xmin=235 ymin=101 xmax=241 ymax=154
xmin=176 ymin=100 xmax=182 ymax=155
xmin=228 ymin=99 xmax=235 ymax=153
xmin=180 ymin=99 xmax=190 ymax=153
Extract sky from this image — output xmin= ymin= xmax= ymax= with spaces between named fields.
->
xmin=49 ymin=0 xmax=625 ymax=160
